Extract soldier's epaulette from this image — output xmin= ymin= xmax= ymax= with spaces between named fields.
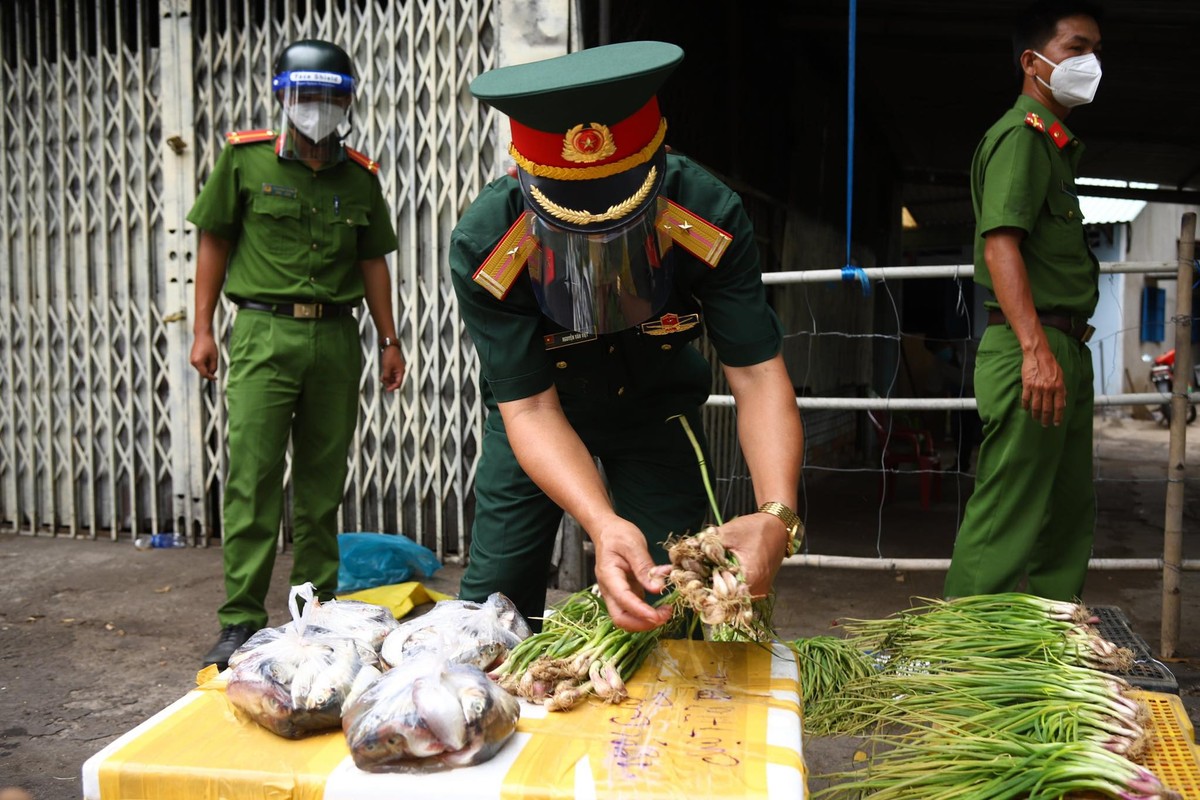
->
xmin=346 ymin=147 xmax=380 ymax=174
xmin=654 ymin=197 xmax=732 ymax=268
xmin=225 ymin=129 xmax=276 ymax=146
xmin=1023 ymin=112 xmax=1046 ymax=133
xmin=473 ymin=211 xmax=537 ymax=300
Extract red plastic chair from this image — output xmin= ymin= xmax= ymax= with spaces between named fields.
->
xmin=867 ymin=410 xmax=942 ymax=509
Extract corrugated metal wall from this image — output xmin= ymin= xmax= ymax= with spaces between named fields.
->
xmin=0 ymin=0 xmax=502 ymax=560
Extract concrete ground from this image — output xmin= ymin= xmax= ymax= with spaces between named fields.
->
xmin=1 ymin=416 xmax=1197 ymax=799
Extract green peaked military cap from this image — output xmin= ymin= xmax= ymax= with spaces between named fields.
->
xmin=469 ymin=41 xmax=684 ymax=132
xmin=470 ymin=41 xmax=684 ymax=232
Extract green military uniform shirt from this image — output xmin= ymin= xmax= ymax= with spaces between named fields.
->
xmin=971 ymin=95 xmax=1099 ymax=318
xmin=451 ymin=152 xmax=783 ymax=624
xmin=449 ymin=152 xmax=784 ymax=423
xmin=187 ymin=138 xmax=397 ymax=303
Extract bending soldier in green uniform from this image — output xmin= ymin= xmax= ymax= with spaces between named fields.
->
xmin=450 ymin=42 xmax=805 ymax=631
xmin=187 ymin=40 xmax=403 ymax=669
xmin=945 ymin=1 xmax=1103 ymax=600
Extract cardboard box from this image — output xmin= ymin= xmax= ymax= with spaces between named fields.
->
xmin=83 ymin=640 xmax=806 ymax=799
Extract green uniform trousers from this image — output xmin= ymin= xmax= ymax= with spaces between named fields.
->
xmin=944 ymin=324 xmax=1095 ymax=600
xmin=219 ymin=310 xmax=361 ymax=629
xmin=459 ymin=407 xmax=712 ymax=627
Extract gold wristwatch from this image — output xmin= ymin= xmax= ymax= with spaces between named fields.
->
xmin=758 ymin=501 xmax=803 ymax=557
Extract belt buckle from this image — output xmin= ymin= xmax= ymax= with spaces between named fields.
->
xmin=1080 ymin=324 xmax=1095 ymax=343
xmin=293 ymin=303 xmax=319 ymax=319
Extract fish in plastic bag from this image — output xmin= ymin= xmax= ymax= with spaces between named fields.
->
xmin=225 ymin=584 xmax=382 ymax=738
xmin=380 ymin=592 xmax=532 ymax=671
xmin=228 ymin=585 xmax=399 ymax=670
xmin=295 ymin=595 xmax=400 ymax=650
xmin=342 ymin=656 xmax=520 ymax=771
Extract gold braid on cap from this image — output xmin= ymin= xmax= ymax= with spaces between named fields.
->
xmin=529 ymin=166 xmax=657 ymax=226
xmin=510 ymin=119 xmax=668 ymax=180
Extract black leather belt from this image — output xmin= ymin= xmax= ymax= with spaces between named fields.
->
xmin=232 ymin=298 xmax=356 ymax=319
xmin=987 ymin=309 xmax=1094 ymax=342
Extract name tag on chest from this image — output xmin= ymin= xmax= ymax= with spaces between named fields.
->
xmin=261 ymin=183 xmax=298 ymax=199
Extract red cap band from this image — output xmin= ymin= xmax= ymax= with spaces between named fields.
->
xmin=509 ymin=97 xmax=662 ymax=177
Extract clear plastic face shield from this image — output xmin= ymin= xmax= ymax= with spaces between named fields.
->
xmin=526 ymin=205 xmax=671 ymax=335
xmin=272 ymin=70 xmax=355 ymax=164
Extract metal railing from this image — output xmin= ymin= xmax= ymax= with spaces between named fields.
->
xmin=709 ymin=215 xmax=1198 ymax=656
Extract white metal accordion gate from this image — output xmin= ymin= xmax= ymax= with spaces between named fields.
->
xmin=0 ymin=0 xmax=512 ymax=561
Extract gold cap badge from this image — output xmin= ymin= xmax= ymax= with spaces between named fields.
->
xmin=561 ymin=123 xmax=617 ymax=163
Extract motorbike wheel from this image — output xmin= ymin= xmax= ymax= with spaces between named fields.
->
xmin=1155 ymin=380 xmax=1173 ymax=426
xmin=1153 ymin=383 xmax=1197 ymax=425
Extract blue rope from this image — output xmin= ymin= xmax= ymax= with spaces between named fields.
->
xmin=842 ymin=265 xmax=870 ymax=295
xmin=843 ymin=0 xmax=869 ymax=296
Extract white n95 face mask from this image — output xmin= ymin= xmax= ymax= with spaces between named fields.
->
xmin=1034 ymin=52 xmax=1102 ymax=108
xmin=287 ymin=101 xmax=347 ymax=142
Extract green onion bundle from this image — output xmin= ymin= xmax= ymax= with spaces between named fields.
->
xmin=708 ymin=593 xmax=778 ymax=642
xmin=839 ymin=593 xmax=1134 ymax=672
xmin=489 ymin=586 xmax=677 ymax=711
xmin=830 ymin=656 xmax=1151 ymax=757
xmin=814 ymin=734 xmax=1181 ymax=800
xmin=787 ymin=635 xmax=879 ymax=736
xmin=660 ymin=413 xmax=778 ymax=642
xmin=802 ymin=595 xmax=1180 ymax=798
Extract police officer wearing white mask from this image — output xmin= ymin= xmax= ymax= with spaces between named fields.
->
xmin=946 ymin=1 xmax=1104 ymax=602
xmin=188 ymin=39 xmax=403 ymax=670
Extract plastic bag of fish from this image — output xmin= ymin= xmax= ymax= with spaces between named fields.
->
xmin=343 ymin=655 xmax=521 ymax=771
xmin=381 ymin=592 xmax=532 ymax=671
xmin=224 ymin=583 xmax=393 ymax=738
xmin=229 ymin=587 xmax=400 ymax=668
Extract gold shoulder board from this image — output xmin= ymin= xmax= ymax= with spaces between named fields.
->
xmin=225 ymin=129 xmax=276 ymax=146
xmin=655 ymin=198 xmax=732 ymax=268
xmin=345 ymin=147 xmax=380 ymax=174
xmin=473 ymin=211 xmax=537 ymax=300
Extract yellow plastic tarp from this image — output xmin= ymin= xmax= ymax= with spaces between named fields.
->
xmin=499 ymin=639 xmax=804 ymax=799
xmin=93 ymin=639 xmax=805 ymax=799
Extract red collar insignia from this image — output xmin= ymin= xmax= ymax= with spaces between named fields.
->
xmin=1048 ymin=121 xmax=1071 ymax=150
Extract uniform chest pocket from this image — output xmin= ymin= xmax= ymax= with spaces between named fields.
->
xmin=1046 ymin=184 xmax=1082 ymax=223
xmin=247 ymin=193 xmax=304 ymax=258
xmin=1037 ymin=184 xmax=1088 ymax=263
xmin=330 ymin=204 xmax=370 ymax=257
xmin=332 ymin=204 xmax=370 ymax=228
xmin=250 ymin=193 xmax=302 ymax=220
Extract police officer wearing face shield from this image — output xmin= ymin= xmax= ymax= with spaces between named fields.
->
xmin=449 ymin=42 xmax=805 ymax=632
xmin=945 ymin=2 xmax=1103 ymax=601
xmin=187 ymin=39 xmax=403 ymax=669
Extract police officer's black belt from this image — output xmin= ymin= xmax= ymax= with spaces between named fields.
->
xmin=987 ymin=309 xmax=1094 ymax=342
xmin=232 ymin=298 xmax=356 ymax=319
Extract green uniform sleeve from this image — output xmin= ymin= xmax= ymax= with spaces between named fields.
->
xmin=356 ymin=173 xmax=399 ymax=260
xmin=186 ymin=145 xmax=243 ymax=240
xmin=977 ymin=126 xmax=1051 ymax=237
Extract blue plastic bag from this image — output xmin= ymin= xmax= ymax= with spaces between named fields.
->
xmin=337 ymin=532 xmax=442 ymax=594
